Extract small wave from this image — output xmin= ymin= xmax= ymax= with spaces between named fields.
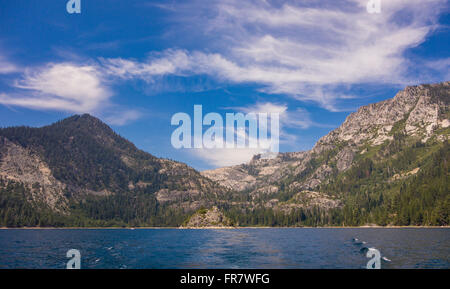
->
xmin=352 ymin=238 xmax=365 ymax=246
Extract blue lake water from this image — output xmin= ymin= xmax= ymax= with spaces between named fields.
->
xmin=0 ymin=228 xmax=448 ymax=269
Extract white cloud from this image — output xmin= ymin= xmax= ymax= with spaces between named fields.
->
xmin=187 ymin=102 xmax=317 ymax=167
xmin=0 ymin=53 xmax=20 ymax=74
xmin=191 ymin=147 xmax=263 ymax=167
xmin=100 ymin=49 xmax=192 ymax=80
xmin=0 ymin=60 xmax=19 ymax=74
xmin=103 ymin=109 xmax=142 ymax=126
xmin=235 ymin=102 xmax=315 ymax=129
xmin=0 ymin=62 xmax=142 ymax=125
xmin=211 ymin=0 xmax=445 ymax=93
xmin=4 ymin=63 xmax=111 ymax=113
xmin=1 ymin=0 xmax=447 ymax=129
xmin=105 ymin=0 xmax=447 ymax=110
xmin=182 ymin=102 xmax=286 ymax=167
xmin=424 ymin=57 xmax=450 ymax=81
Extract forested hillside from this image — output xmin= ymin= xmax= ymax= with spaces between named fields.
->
xmin=0 ymin=82 xmax=449 ymax=227
xmin=0 ymin=114 xmax=228 ymax=227
xmin=208 ymin=82 xmax=450 ymax=227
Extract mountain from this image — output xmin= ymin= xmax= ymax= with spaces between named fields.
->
xmin=0 ymin=82 xmax=449 ymax=227
xmin=203 ymin=81 xmax=449 ymax=226
xmin=0 ymin=114 xmax=229 ymax=227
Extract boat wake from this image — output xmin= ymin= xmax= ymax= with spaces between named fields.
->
xmin=352 ymin=238 xmax=391 ymax=263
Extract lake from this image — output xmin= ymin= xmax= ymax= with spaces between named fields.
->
xmin=0 ymin=228 xmax=448 ymax=269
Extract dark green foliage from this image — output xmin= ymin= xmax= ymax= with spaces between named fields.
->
xmin=0 ymin=179 xmax=70 ymax=227
xmin=70 ymin=187 xmax=187 ymax=227
xmin=0 ymin=114 xmax=164 ymax=192
xmin=0 ymin=112 xmax=448 ymax=227
xmin=0 ymin=114 xmax=186 ymax=227
xmin=0 ymin=178 xmax=189 ymax=227
xmin=219 ymin=134 xmax=449 ymax=227
xmin=319 ymin=140 xmax=449 ymax=226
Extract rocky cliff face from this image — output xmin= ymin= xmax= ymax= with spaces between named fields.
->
xmin=201 ymin=82 xmax=450 ymax=213
xmin=0 ymin=137 xmax=68 ymax=212
xmin=316 ymin=82 xmax=449 ymax=147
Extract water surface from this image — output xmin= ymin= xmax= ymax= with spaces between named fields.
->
xmin=0 ymin=228 xmax=448 ymax=269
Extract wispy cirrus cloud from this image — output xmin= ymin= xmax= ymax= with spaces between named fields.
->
xmin=235 ymin=102 xmax=314 ymax=130
xmin=0 ymin=53 xmax=20 ymax=74
xmin=100 ymin=50 xmax=192 ymax=80
xmin=103 ymin=0 xmax=448 ymax=110
xmin=1 ymin=1 xmax=448 ymax=133
xmin=103 ymin=109 xmax=142 ymax=126
xmin=424 ymin=57 xmax=450 ymax=81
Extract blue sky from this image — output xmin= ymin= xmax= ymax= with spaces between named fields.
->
xmin=0 ymin=0 xmax=449 ymax=170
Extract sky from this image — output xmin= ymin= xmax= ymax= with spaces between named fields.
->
xmin=0 ymin=0 xmax=449 ymax=170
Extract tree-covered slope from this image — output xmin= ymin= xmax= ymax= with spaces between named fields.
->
xmin=0 ymin=114 xmax=228 ymax=227
xmin=0 ymin=114 xmax=163 ymax=192
xmin=206 ymin=81 xmax=450 ymax=227
xmin=0 ymin=82 xmax=448 ymax=227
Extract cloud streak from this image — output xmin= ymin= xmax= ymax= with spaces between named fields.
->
xmin=11 ymin=63 xmax=111 ymax=112
xmin=103 ymin=0 xmax=447 ymax=110
xmin=0 ymin=0 xmax=448 ymax=134
xmin=0 ymin=52 xmax=20 ymax=74
xmin=0 ymin=62 xmax=141 ymax=125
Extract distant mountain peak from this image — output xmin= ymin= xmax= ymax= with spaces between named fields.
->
xmin=0 ymin=113 xmax=229 ymax=227
xmin=55 ymin=113 xmax=108 ymax=127
xmin=202 ymin=81 xmax=449 ymax=198
xmin=46 ymin=114 xmax=120 ymax=144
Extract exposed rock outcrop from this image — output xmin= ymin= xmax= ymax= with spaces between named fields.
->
xmin=201 ymin=82 xmax=450 ymax=212
xmin=181 ymin=206 xmax=233 ymax=228
xmin=0 ymin=114 xmax=229 ymax=215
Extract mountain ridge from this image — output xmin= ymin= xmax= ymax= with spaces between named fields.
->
xmin=0 ymin=114 xmax=230 ymax=226
xmin=202 ymin=81 xmax=449 ymax=226
xmin=0 ymin=81 xmax=449 ymax=227
xmin=203 ymin=81 xmax=449 ymax=192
